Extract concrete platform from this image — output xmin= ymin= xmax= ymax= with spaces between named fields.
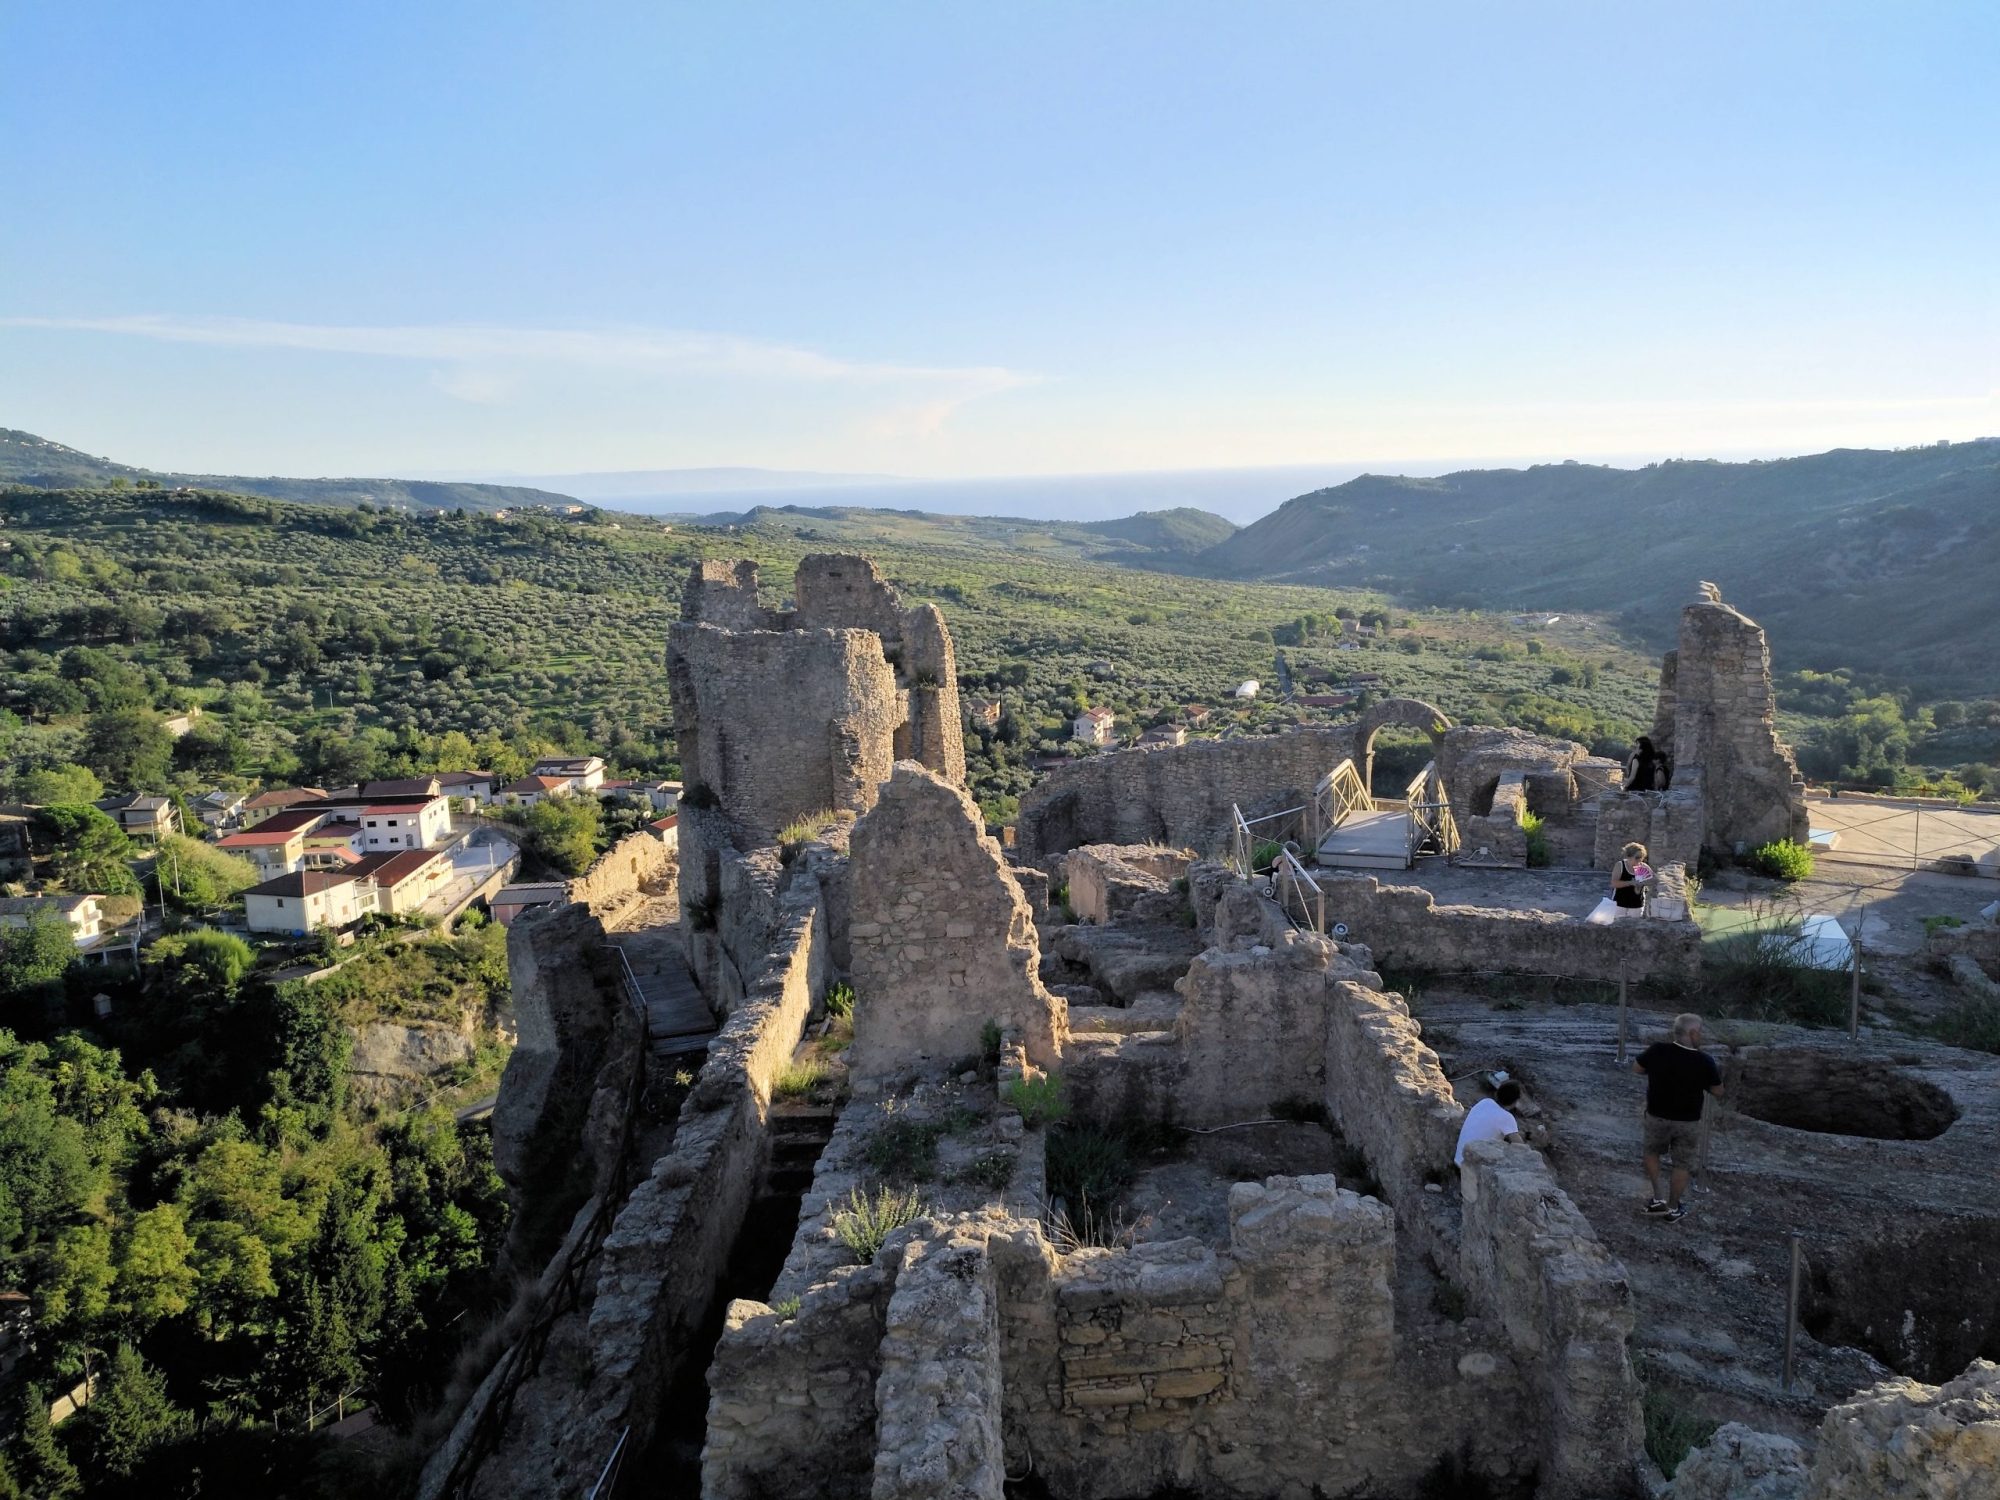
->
xmin=1316 ymin=809 xmax=1410 ymax=869
xmin=1804 ymin=794 xmax=2000 ymax=877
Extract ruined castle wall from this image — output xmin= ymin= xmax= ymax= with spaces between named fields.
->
xmin=683 ymin=558 xmax=773 ymax=630
xmin=1015 ymin=727 xmax=1359 ymax=866
xmin=1309 ymin=872 xmax=1706 ymax=985
xmin=1322 ymin=976 xmax=1464 ymax=1206
xmin=670 ymin=622 xmax=902 ymax=844
xmin=871 ymin=1228 xmax=1008 ymax=1500
xmin=490 ymin=903 xmax=623 ymax=1194
xmin=1458 ymin=1140 xmax=1644 ymax=1500
xmin=1669 ymin=598 xmax=1810 ymax=855
xmin=996 ymin=1178 xmax=1431 ymax=1500
xmin=847 ymin=764 xmax=1067 ymax=1085
xmin=702 ymin=1268 xmax=894 ymax=1500
xmin=1436 ymin=727 xmax=1589 ymax=836
xmin=1060 ymin=843 xmax=1195 ymax=927
xmin=535 ymin=874 xmax=826 ymax=1485
xmin=895 ymin=604 xmax=966 ymax=785
xmin=1174 ymin=935 xmax=1354 ymax=1125
xmin=1594 ymin=779 xmax=1705 ymax=873
xmin=565 ymin=824 xmax=676 ymax=914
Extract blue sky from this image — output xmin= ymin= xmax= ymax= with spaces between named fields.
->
xmin=2 ymin=1 xmax=1995 ymax=483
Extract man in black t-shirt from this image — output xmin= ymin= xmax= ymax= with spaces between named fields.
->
xmin=1633 ymin=1012 xmax=1723 ymax=1223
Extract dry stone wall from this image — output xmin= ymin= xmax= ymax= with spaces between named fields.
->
xmin=1321 ymin=974 xmax=1464 ymax=1206
xmin=1016 ymin=726 xmax=1359 ymax=865
xmin=847 ymin=763 xmax=1067 ymax=1085
xmin=1059 ymin=843 xmax=1195 ymax=926
xmin=1308 ymin=870 xmax=1705 ymax=985
xmin=564 ymin=823 xmax=676 ymax=912
xmin=1458 ymin=1139 xmax=1644 ymax=1500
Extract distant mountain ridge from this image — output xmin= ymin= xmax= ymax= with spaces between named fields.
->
xmin=1197 ymin=442 xmax=2000 ymax=691
xmin=0 ymin=427 xmax=582 ymax=513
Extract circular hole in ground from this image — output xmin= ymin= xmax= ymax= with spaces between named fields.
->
xmin=1801 ymin=1216 xmax=2000 ymax=1384
xmin=1726 ymin=1047 xmax=1959 ymax=1140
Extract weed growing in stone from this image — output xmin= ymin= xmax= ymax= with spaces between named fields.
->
xmin=771 ymin=1296 xmax=802 ymax=1321
xmin=832 ymin=1185 xmax=927 ymax=1264
xmin=952 ymin=1152 xmax=1016 ymax=1192
xmin=1640 ymin=1381 xmax=1717 ymax=1478
xmin=1519 ymin=808 xmax=1551 ymax=867
xmin=866 ymin=1117 xmax=945 ymax=1182
xmin=1932 ymin=996 xmax=2000 ymax=1055
xmin=773 ymin=1058 xmax=829 ymax=1100
xmin=1003 ymin=1073 xmax=1069 ymax=1128
xmin=979 ymin=1019 xmax=1004 ymax=1064
xmin=824 ymin=980 xmax=856 ymax=1019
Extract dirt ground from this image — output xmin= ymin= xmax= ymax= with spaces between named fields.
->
xmin=1123 ymin=1121 xmax=1342 ymax=1246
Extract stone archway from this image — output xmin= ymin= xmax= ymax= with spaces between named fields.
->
xmin=1355 ymin=698 xmax=1452 ymax=795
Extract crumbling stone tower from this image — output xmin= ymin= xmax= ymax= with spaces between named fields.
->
xmin=1652 ymin=586 xmax=1810 ymax=857
xmin=668 ymin=555 xmax=965 ymax=845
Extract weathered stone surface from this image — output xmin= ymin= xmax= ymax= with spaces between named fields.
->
xmin=1806 ymin=1358 xmax=2000 ymax=1500
xmin=871 ymin=1229 xmax=1006 ymax=1500
xmin=1665 ymin=591 xmax=1810 ymax=857
xmin=1059 ymin=843 xmax=1195 ymax=926
xmin=1666 ymin=1423 xmax=1809 ymax=1499
xmin=847 ymin=763 xmax=1067 ymax=1084
xmin=345 ymin=1019 xmax=477 ymax=1101
xmin=1458 ymin=1139 xmax=1644 ymax=1500
xmin=1323 ymin=974 xmax=1463 ymax=1205
xmin=1308 ymin=870 xmax=1704 ymax=985
xmin=1016 ymin=726 xmax=1359 ymax=865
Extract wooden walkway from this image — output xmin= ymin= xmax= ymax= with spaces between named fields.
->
xmin=1317 ymin=809 xmax=1411 ymax=870
xmin=609 ymin=931 xmax=715 ymax=1057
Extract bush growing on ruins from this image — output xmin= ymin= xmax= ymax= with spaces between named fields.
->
xmin=952 ymin=1153 xmax=1015 ymax=1191
xmin=979 ymin=1019 xmax=1003 ymax=1064
xmin=1932 ymin=996 xmax=2000 ymax=1056
xmin=1002 ymin=1073 xmax=1068 ymax=1129
xmin=1641 ymin=1381 xmax=1718 ymax=1478
xmin=831 ymin=1185 xmax=926 ymax=1264
xmin=1746 ymin=839 xmax=1814 ymax=882
xmin=823 ymin=980 xmax=855 ymax=1020
xmin=1046 ymin=1124 xmax=1135 ymax=1217
xmin=865 ymin=1117 xmax=945 ymax=1182
xmin=1518 ymin=809 xmax=1551 ymax=867
xmin=772 ymin=1058 xmax=828 ymax=1101
xmin=771 ymin=1296 xmax=801 ymax=1321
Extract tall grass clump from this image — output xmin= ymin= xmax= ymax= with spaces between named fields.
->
xmin=1519 ymin=809 xmax=1551 ymax=867
xmin=832 ymin=1186 xmax=927 ymax=1263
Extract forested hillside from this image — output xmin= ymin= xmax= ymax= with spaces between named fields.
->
xmin=1196 ymin=442 xmax=2000 ymax=694
xmin=0 ymin=428 xmax=580 ymax=515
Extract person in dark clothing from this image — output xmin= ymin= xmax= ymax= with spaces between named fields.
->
xmin=1634 ymin=1012 xmax=1723 ymax=1222
xmin=1624 ymin=735 xmax=1665 ymax=791
xmin=1611 ymin=841 xmax=1649 ymax=911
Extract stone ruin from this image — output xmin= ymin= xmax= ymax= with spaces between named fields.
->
xmin=425 ymin=565 xmax=1978 ymax=1500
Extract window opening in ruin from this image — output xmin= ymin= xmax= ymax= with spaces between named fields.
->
xmin=1369 ymin=727 xmax=1437 ymax=800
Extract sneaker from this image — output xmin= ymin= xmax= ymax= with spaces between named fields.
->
xmin=1664 ymin=1204 xmax=1689 ymax=1223
xmin=1645 ymin=1199 xmax=1670 ymax=1215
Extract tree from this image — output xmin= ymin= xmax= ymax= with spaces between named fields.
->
xmin=17 ymin=674 xmax=87 ymax=721
xmin=170 ymin=716 xmax=248 ymax=777
xmin=151 ymin=835 xmax=258 ymax=912
xmin=0 ymin=1035 xmax=99 ymax=1253
xmin=116 ymin=1205 xmax=198 ymax=1326
xmin=0 ymin=910 xmax=77 ymax=1002
xmin=142 ymin=929 xmax=256 ymax=1001
xmin=16 ymin=763 xmax=103 ymax=805
xmin=38 ymin=804 xmax=140 ymax=896
xmin=514 ymin=795 xmax=600 ymax=876
xmin=84 ymin=710 xmax=175 ymax=789
xmin=79 ymin=1345 xmax=186 ymax=1480
xmin=266 ymin=984 xmax=350 ymax=1122
xmin=7 ymin=1390 xmax=81 ymax=1499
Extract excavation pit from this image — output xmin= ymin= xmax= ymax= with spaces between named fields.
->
xmin=1802 ymin=1215 xmax=2000 ymax=1384
xmin=1726 ymin=1046 xmax=1959 ymax=1141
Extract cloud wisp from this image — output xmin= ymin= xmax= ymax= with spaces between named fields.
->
xmin=0 ymin=313 xmax=1037 ymax=418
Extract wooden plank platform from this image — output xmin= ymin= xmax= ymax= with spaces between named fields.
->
xmin=608 ymin=933 xmax=716 ymax=1055
xmin=1316 ymin=809 xmax=1411 ymax=870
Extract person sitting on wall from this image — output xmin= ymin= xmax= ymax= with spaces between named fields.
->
xmin=1611 ymin=841 xmax=1651 ymax=912
xmin=1454 ymin=1079 xmax=1524 ymax=1173
xmin=1624 ymin=735 xmax=1667 ymax=791
xmin=1634 ymin=1012 xmax=1723 ymax=1224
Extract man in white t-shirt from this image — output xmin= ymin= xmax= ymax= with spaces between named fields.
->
xmin=1455 ymin=1080 xmax=1524 ymax=1168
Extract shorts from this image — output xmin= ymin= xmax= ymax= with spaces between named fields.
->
xmin=1643 ymin=1113 xmax=1701 ymax=1162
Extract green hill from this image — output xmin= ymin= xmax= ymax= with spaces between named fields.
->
xmin=0 ymin=426 xmax=584 ymax=513
xmin=1197 ymin=443 xmax=2000 ymax=693
xmin=1078 ymin=507 xmax=1238 ymax=554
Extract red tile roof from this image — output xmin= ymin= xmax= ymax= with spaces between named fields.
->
xmin=349 ymin=849 xmax=443 ymax=888
xmin=245 ymin=787 xmax=327 ymax=810
xmin=245 ymin=870 xmax=359 ymax=898
xmin=218 ymin=827 xmax=305 ymax=848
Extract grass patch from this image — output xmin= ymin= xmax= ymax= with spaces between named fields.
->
xmin=1922 ymin=914 xmax=1966 ymax=937
xmin=777 ymin=807 xmax=845 ymax=852
xmin=1003 ymin=1072 xmax=1069 ymax=1128
xmin=952 ymin=1152 xmax=1016 ymax=1191
xmin=773 ymin=1057 xmax=830 ymax=1100
xmin=832 ymin=1185 xmax=927 ymax=1264
xmin=771 ymin=1295 xmax=801 ymax=1321
xmin=1642 ymin=1382 xmax=1718 ymax=1478
xmin=1932 ymin=996 xmax=2000 ymax=1055
xmin=1702 ymin=930 xmax=1850 ymax=1027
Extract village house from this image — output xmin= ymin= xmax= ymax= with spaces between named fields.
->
xmin=1182 ymin=703 xmax=1212 ymax=727
xmin=436 ymin=770 xmax=495 ymax=807
xmin=300 ymin=821 xmax=368 ymax=868
xmin=492 ymin=881 xmax=568 ymax=926
xmin=160 ymin=707 xmax=203 ymax=738
xmin=1072 ymin=707 xmax=1117 ymax=746
xmin=242 ymin=869 xmax=376 ymax=936
xmin=215 ymin=805 xmax=328 ymax=878
xmin=241 ymin=787 xmax=328 ymax=828
xmin=194 ymin=788 xmax=248 ymax=832
xmin=1135 ymin=723 xmax=1188 ymax=749
xmin=0 ymin=892 xmax=104 ymax=947
xmin=963 ymin=695 xmax=1002 ymax=729
xmin=499 ymin=774 xmax=573 ymax=808
xmin=641 ymin=779 xmax=681 ymax=815
xmin=94 ymin=794 xmax=179 ymax=841
xmin=313 ymin=792 xmax=452 ymax=851
xmin=356 ymin=776 xmax=443 ymax=799
xmin=528 ymin=755 xmax=606 ymax=793
xmin=349 ymin=848 xmax=450 ymax=918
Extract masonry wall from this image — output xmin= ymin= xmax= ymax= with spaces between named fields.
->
xmin=1458 ymin=1140 xmax=1645 ymax=1500
xmin=1060 ymin=843 xmax=1195 ymax=926
xmin=1667 ymin=596 xmax=1810 ymax=855
xmin=1321 ymin=976 xmax=1465 ymax=1207
xmin=1595 ymin=779 xmax=1705 ymax=873
xmin=1015 ymin=726 xmax=1359 ymax=865
xmin=565 ymin=824 xmax=676 ymax=913
xmin=1308 ymin=871 xmax=1706 ymax=985
xmin=847 ymin=763 xmax=1067 ymax=1085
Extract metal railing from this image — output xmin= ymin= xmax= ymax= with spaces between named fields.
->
xmin=587 ymin=1426 xmax=633 ymax=1500
xmin=1228 ymin=801 xmax=1309 ymax=880
xmin=1311 ymin=759 xmax=1373 ymax=849
xmin=1273 ymin=848 xmax=1326 ymax=935
xmin=1405 ymin=760 xmax=1460 ymax=860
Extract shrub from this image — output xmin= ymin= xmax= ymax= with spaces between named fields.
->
xmin=1921 ymin=915 xmax=1965 ymax=937
xmin=1748 ymin=839 xmax=1815 ymax=881
xmin=1003 ymin=1073 xmax=1068 ymax=1129
xmin=1703 ymin=929 xmax=1848 ymax=1028
xmin=1932 ymin=996 xmax=2000 ymax=1055
xmin=824 ymin=981 xmax=856 ymax=1020
xmin=1519 ymin=809 xmax=1551 ymax=868
xmin=1251 ymin=839 xmax=1283 ymax=872
xmin=978 ymin=1019 xmax=1003 ymax=1063
xmin=1642 ymin=1383 xmax=1717 ymax=1478
xmin=1046 ymin=1124 xmax=1135 ymax=1211
xmin=832 ymin=1185 xmax=926 ymax=1263
xmin=771 ymin=1295 xmax=801 ymax=1320
xmin=865 ymin=1117 xmax=944 ymax=1182
xmin=953 ymin=1152 xmax=1016 ymax=1191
